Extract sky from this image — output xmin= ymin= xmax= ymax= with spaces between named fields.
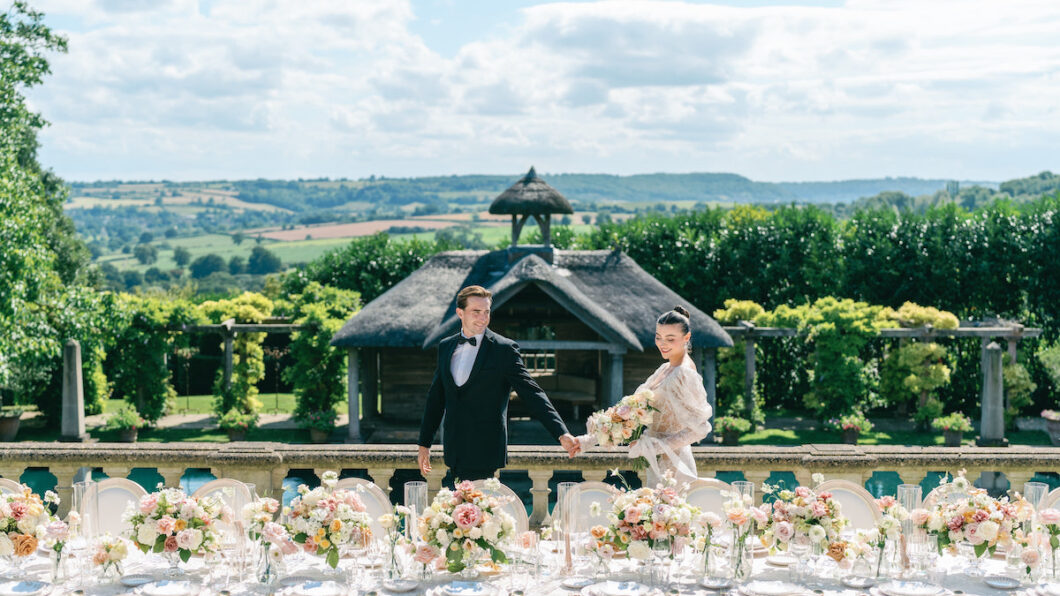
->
xmin=23 ymin=0 xmax=1060 ymax=182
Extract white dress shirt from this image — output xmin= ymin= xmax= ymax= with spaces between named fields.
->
xmin=450 ymin=332 xmax=484 ymax=387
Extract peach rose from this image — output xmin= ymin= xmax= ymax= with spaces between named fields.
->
xmin=12 ymin=533 xmax=37 ymax=557
xmin=1040 ymin=508 xmax=1060 ymax=526
xmin=163 ymin=535 xmax=179 ymax=552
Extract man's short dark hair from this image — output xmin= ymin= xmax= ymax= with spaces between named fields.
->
xmin=457 ymin=285 xmax=492 ymax=310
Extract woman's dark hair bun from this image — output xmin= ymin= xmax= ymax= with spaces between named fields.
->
xmin=673 ymin=306 xmax=690 ymax=318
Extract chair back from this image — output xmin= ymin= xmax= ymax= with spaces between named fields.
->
xmin=472 ymin=480 xmax=529 ymax=533
xmin=684 ymin=478 xmax=731 ymax=515
xmin=565 ymin=481 xmax=618 ymax=534
xmin=192 ymin=479 xmax=255 ymax=547
xmin=0 ymin=478 xmax=23 ymax=495
xmin=335 ymin=478 xmax=391 ymax=538
xmin=814 ymin=480 xmax=881 ymax=530
xmin=1040 ymin=487 xmax=1060 ymax=511
xmin=83 ymin=478 xmax=148 ymax=537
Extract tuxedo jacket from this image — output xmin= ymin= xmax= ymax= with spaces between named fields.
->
xmin=417 ymin=328 xmax=569 ymax=471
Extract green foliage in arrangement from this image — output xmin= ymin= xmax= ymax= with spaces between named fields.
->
xmin=275 ymin=282 xmax=360 ymax=429
xmin=198 ymin=292 xmax=273 ymax=421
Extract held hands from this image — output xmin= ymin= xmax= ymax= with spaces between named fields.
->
xmin=559 ymin=433 xmax=581 ymax=458
xmin=417 ymin=445 xmax=432 ymax=475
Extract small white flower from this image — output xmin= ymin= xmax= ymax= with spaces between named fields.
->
xmin=811 ymin=473 xmax=825 ymax=486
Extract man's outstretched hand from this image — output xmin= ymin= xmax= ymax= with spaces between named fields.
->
xmin=559 ymin=433 xmax=581 ymax=458
xmin=418 ymin=445 xmax=432 ymax=475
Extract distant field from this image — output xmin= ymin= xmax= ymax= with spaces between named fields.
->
xmin=258 ymin=219 xmax=470 ymax=241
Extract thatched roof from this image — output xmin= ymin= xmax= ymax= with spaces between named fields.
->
xmin=488 ymin=167 xmax=574 ymax=216
xmin=331 ymin=249 xmax=732 ymax=351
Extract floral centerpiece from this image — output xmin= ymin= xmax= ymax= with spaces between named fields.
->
xmin=92 ymin=535 xmax=129 ymax=578
xmin=761 ymin=479 xmax=847 ymax=554
xmin=417 ymin=478 xmax=515 ymax=574
xmin=124 ymin=487 xmax=228 ymax=564
xmin=286 ymin=471 xmax=372 ymax=568
xmin=585 ymin=389 xmax=656 ymax=467
xmin=243 ymin=497 xmax=297 ymax=583
xmin=909 ymin=470 xmax=1027 ymax=559
xmin=0 ymin=486 xmax=55 ymax=559
xmin=586 ymin=472 xmax=698 ymax=564
xmin=870 ymin=496 xmax=908 ymax=576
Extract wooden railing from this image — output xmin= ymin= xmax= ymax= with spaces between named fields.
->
xmin=3 ymin=443 xmax=1058 ymax=527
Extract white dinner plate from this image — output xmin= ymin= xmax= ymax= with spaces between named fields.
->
xmin=279 ymin=575 xmax=320 ymax=587
xmin=840 ymin=575 xmax=876 ymax=589
xmin=441 ymin=581 xmax=491 ymax=595
xmin=765 ymin=554 xmax=797 ymax=567
xmin=121 ymin=573 xmax=156 ymax=587
xmin=562 ymin=577 xmax=595 ymax=589
xmin=1040 ymin=584 xmax=1060 ymax=596
xmin=382 ymin=579 xmax=419 ymax=593
xmin=877 ymin=580 xmax=947 ymax=596
xmin=139 ymin=580 xmax=199 ymax=596
xmin=281 ymin=580 xmax=344 ymax=596
xmin=983 ymin=575 xmax=1020 ymax=590
xmin=0 ymin=581 xmax=49 ymax=596
xmin=700 ymin=577 xmax=733 ymax=590
xmin=739 ymin=580 xmax=805 ymax=596
xmin=593 ymin=581 xmax=651 ymax=596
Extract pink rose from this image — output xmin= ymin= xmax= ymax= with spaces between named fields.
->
xmin=43 ymin=520 xmax=70 ymax=542
xmin=624 ymin=507 xmax=642 ymax=524
xmin=727 ymin=509 xmax=750 ymax=527
xmin=175 ymin=529 xmax=202 ymax=551
xmin=1041 ymin=509 xmax=1060 ymax=526
xmin=773 ymin=521 xmax=794 ymax=543
xmin=344 ymin=492 xmax=367 ymax=513
xmin=163 ymin=536 xmax=179 ymax=552
xmin=139 ymin=494 xmax=159 ymax=515
xmin=9 ymin=502 xmax=27 ymax=520
xmin=414 ymin=544 xmax=439 ymax=565
xmin=877 ymin=496 xmax=897 ymax=511
xmin=280 ymin=538 xmax=298 ymax=556
xmin=156 ymin=516 xmax=176 ymax=535
xmin=794 ymin=486 xmax=812 ymax=498
xmin=965 ymin=523 xmax=984 ymax=546
xmin=261 ymin=498 xmax=279 ymax=514
xmin=456 ymin=480 xmax=475 ymax=494
xmin=946 ymin=515 xmax=964 ymax=532
xmin=751 ymin=507 xmax=768 ymax=526
xmin=1022 ymin=548 xmax=1042 ymax=567
xmin=910 ymin=508 xmax=930 ymax=526
xmin=452 ymin=503 xmax=484 ymax=529
xmin=262 ymin=522 xmax=287 ymax=544
xmin=615 ymin=405 xmax=631 ymax=419
xmin=811 ymin=502 xmax=828 ymax=518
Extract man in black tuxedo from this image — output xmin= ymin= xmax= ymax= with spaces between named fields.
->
xmin=418 ymin=285 xmax=581 ymax=481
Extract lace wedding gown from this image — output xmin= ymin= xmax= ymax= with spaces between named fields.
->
xmin=580 ymin=355 xmax=713 ymax=487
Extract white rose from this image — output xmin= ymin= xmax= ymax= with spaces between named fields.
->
xmin=808 ymin=525 xmax=826 ymax=545
xmin=16 ymin=518 xmax=37 ymax=535
xmin=978 ymin=520 xmax=999 ymax=542
xmin=927 ymin=514 xmax=945 ymax=532
xmin=0 ymin=535 xmax=12 ymax=556
xmin=110 ymin=539 xmax=129 ymax=560
xmin=436 ymin=529 xmax=450 ymax=547
xmin=137 ymin=523 xmax=159 ymax=546
xmin=469 ymin=527 xmax=482 ymax=540
xmin=627 ymin=541 xmax=652 ymax=561
xmin=482 ymin=522 xmax=500 ymax=543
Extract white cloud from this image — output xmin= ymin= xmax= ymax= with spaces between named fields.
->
xmin=26 ymin=0 xmax=1060 ymax=181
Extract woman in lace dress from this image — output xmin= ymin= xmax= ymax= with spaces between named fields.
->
xmin=579 ymin=306 xmax=713 ymax=487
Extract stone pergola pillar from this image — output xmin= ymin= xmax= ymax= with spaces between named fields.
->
xmin=346 ymin=348 xmax=362 ymax=443
xmin=61 ymin=339 xmax=88 ymax=442
xmin=607 ymin=348 xmax=625 ymax=406
xmin=978 ymin=341 xmax=1007 ymax=447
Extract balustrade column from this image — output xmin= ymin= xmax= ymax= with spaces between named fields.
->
xmin=51 ymin=466 xmax=80 ymax=518
xmin=742 ymin=471 xmax=771 ymax=504
xmin=897 ymin=468 xmax=930 ymax=488
xmin=157 ymin=467 xmax=186 ymax=491
xmin=425 ymin=467 xmax=447 ymax=502
xmin=269 ymin=468 xmax=288 ymax=502
xmin=102 ymin=466 xmax=131 ymax=481
xmin=581 ymin=470 xmax=606 ymax=482
xmin=368 ymin=468 xmax=395 ymax=500
xmin=528 ymin=470 xmax=553 ymax=528
xmin=1005 ymin=470 xmax=1036 ymax=495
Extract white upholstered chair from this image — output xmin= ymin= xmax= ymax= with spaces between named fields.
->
xmin=472 ymin=479 xmax=530 ymax=533
xmin=335 ymin=477 xmax=391 ymax=537
xmin=0 ymin=478 xmax=23 ymax=495
xmin=192 ymin=478 xmax=256 ymax=547
xmin=1040 ymin=487 xmax=1060 ymax=511
xmin=814 ymin=479 xmax=881 ymax=530
xmin=82 ymin=478 xmax=147 ymax=537
xmin=684 ymin=478 xmax=731 ymax=515
xmin=564 ymin=481 xmax=618 ymax=534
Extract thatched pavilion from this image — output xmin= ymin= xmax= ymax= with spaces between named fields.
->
xmin=331 ymin=168 xmax=733 ymax=442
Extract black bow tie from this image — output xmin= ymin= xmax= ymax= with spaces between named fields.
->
xmin=458 ymin=335 xmax=477 ymax=346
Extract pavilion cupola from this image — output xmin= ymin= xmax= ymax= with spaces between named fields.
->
xmin=489 ymin=167 xmax=574 ymax=251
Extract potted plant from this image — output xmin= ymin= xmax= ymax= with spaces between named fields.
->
xmin=105 ymin=405 xmax=145 ymax=443
xmin=1042 ymin=410 xmax=1060 ymax=446
xmin=828 ymin=411 xmax=872 ymax=444
xmin=218 ymin=408 xmax=257 ymax=441
xmin=0 ymin=406 xmax=25 ymax=442
xmin=714 ymin=416 xmax=752 ymax=446
xmin=931 ymin=412 xmax=972 ymax=447
xmin=300 ymin=409 xmax=337 ymax=443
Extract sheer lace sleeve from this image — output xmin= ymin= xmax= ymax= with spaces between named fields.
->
xmin=647 ymin=363 xmax=712 ymax=450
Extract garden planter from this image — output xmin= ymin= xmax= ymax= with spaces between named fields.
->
xmin=841 ymin=428 xmax=860 ymax=444
xmin=722 ymin=430 xmax=741 ymax=446
xmin=309 ymin=429 xmax=331 ymax=443
xmin=0 ymin=415 xmax=20 ymax=442
xmin=943 ymin=430 xmax=963 ymax=447
xmin=1047 ymin=420 xmax=1060 ymax=447
xmin=227 ymin=430 xmax=247 ymax=442
xmin=119 ymin=428 xmax=138 ymax=443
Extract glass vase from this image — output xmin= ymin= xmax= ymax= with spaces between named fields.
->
xmin=385 ymin=539 xmax=405 ymax=580
xmin=50 ymin=549 xmax=68 ymax=584
xmin=459 ymin=544 xmax=480 ymax=579
xmin=729 ymin=529 xmax=752 ymax=583
xmin=163 ymin=550 xmax=184 ymax=577
xmin=256 ymin=543 xmax=279 ymax=585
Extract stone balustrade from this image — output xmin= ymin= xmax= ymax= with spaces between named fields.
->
xmin=2 ymin=443 xmax=1058 ymax=526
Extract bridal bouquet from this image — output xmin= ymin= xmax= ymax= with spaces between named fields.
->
xmin=762 ymin=483 xmax=847 ymax=551
xmin=586 ymin=389 xmax=656 ymax=448
xmin=286 ymin=471 xmax=373 ymax=568
xmin=909 ymin=470 xmax=1027 ymax=557
xmin=124 ymin=487 xmax=228 ymax=562
xmin=587 ymin=473 xmax=698 ymax=561
xmin=0 ymin=487 xmax=59 ymax=558
xmin=417 ymin=478 xmax=515 ymax=572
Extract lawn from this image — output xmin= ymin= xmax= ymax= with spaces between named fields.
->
xmin=737 ymin=428 xmax=1052 ymax=446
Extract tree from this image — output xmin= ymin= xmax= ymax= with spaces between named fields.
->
xmin=133 ymin=243 xmax=157 ymax=265
xmin=247 ymin=245 xmax=282 ymax=274
xmin=228 ymin=255 xmax=246 ymax=275
xmin=189 ymin=253 xmax=225 ymax=278
xmin=139 ymin=231 xmax=154 ymax=244
xmin=231 ymin=231 xmax=245 ymax=245
xmin=172 ymin=246 xmax=191 ymax=267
